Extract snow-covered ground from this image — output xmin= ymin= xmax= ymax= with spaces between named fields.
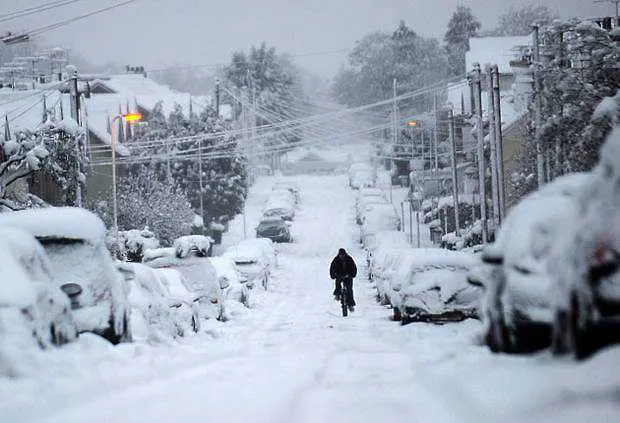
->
xmin=1 ymin=173 xmax=619 ymax=423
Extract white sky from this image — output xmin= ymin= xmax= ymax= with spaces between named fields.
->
xmin=0 ymin=0 xmax=610 ymax=77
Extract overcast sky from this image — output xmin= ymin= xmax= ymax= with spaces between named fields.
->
xmin=1 ymin=0 xmax=610 ymax=77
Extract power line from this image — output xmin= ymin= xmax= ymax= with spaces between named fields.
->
xmin=28 ymin=0 xmax=142 ymax=37
xmin=0 ymin=0 xmax=90 ymax=23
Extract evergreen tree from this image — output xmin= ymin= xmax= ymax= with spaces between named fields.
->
xmin=489 ymin=5 xmax=556 ymax=36
xmin=331 ymin=22 xmax=446 ymax=107
xmin=444 ymin=6 xmax=481 ymax=77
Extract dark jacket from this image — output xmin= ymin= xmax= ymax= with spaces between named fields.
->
xmin=330 ymin=253 xmax=357 ymax=281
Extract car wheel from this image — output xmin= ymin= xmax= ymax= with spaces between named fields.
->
xmin=569 ymin=292 xmax=593 ymax=360
xmin=50 ymin=309 xmax=78 ymax=346
xmin=393 ymin=307 xmax=402 ymax=322
xmin=485 ymin=313 xmax=509 ymax=353
xmin=103 ymin=311 xmax=132 ymax=345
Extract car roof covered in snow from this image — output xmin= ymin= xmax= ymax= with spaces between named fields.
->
xmin=0 ymin=207 xmax=106 ymax=244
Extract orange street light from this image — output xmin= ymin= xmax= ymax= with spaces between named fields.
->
xmin=122 ymin=112 xmax=142 ymax=123
xmin=407 ymin=120 xmax=418 ymax=127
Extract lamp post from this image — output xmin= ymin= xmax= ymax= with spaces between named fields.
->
xmin=110 ymin=112 xmax=142 ymax=244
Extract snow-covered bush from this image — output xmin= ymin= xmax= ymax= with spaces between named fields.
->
xmin=89 ymin=167 xmax=195 ymax=246
xmin=1 ymin=116 xmax=87 ymax=210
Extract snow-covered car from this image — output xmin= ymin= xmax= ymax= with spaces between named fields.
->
xmin=118 ymin=228 xmax=160 ymax=262
xmin=349 ymin=169 xmax=375 ymax=190
xmin=546 ymin=127 xmax=620 ymax=358
xmin=156 ymin=268 xmax=202 ymax=334
xmin=0 ymin=207 xmax=131 ymax=344
xmin=262 ymin=199 xmax=295 ymax=221
xmin=142 ymin=248 xmax=225 ymax=321
xmin=270 ymin=188 xmax=297 ymax=208
xmin=364 ymin=230 xmax=409 ymax=279
xmin=377 ymin=248 xmax=477 ymax=322
xmin=348 ymin=162 xmax=374 ymax=189
xmin=240 ymin=237 xmax=278 ymax=270
xmin=256 ymin=216 xmax=292 ymax=243
xmin=478 ymin=173 xmax=591 ymax=354
xmin=360 ymin=203 xmax=401 ymax=247
xmin=118 ymin=262 xmax=199 ymax=341
xmin=272 ymin=181 xmax=300 ymax=205
xmin=370 ymin=247 xmax=414 ymax=307
xmin=173 ymin=235 xmax=214 ymax=258
xmin=223 ymin=239 xmax=274 ymax=290
xmin=208 ymin=256 xmax=253 ymax=308
xmin=0 ymin=227 xmax=77 ymax=374
xmin=355 ymin=194 xmax=388 ymax=225
xmin=356 ymin=187 xmax=385 ymax=207
xmin=400 ymin=261 xmax=481 ymax=325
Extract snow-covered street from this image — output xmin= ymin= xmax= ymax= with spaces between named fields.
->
xmin=2 ymin=173 xmax=620 ymax=423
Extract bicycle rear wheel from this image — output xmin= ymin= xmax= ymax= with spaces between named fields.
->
xmin=341 ymin=285 xmax=348 ymax=317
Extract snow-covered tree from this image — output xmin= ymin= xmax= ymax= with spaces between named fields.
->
xmin=1 ymin=117 xmax=87 ymax=210
xmin=537 ymin=20 xmax=620 ymax=175
xmin=91 ymin=167 xmax=195 ymax=246
xmin=510 ymin=20 xmax=619 ymax=202
xmin=224 ymin=43 xmax=303 ymax=145
xmin=487 ymin=5 xmax=556 ymax=36
xmin=126 ymin=102 xmax=248 ymax=226
xmin=331 ymin=22 xmax=447 ymax=107
xmin=444 ymin=6 xmax=481 ymax=77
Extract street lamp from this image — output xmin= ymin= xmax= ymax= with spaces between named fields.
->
xmin=110 ymin=112 xmax=142 ymax=245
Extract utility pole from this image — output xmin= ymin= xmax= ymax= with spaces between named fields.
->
xmin=69 ymin=70 xmax=80 ymax=125
xmin=391 ymin=78 xmax=397 ymax=204
xmin=491 ymin=65 xmax=505 ymax=222
xmin=433 ymin=91 xmax=439 ymax=174
xmin=473 ymin=63 xmax=488 ymax=244
xmin=215 ymin=78 xmax=220 ymax=118
xmin=198 ymin=138 xmax=204 ymax=223
xmin=448 ymin=109 xmax=460 ymax=237
xmin=532 ymin=25 xmax=545 ymax=188
xmin=486 ymin=65 xmax=500 ymax=228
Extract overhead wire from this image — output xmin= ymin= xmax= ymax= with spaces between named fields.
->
xmin=28 ymin=0 xmax=142 ymax=37
xmin=0 ymin=0 xmax=90 ymax=23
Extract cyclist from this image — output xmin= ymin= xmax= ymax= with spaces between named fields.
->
xmin=329 ymin=248 xmax=357 ymax=312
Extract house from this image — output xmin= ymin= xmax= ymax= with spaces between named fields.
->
xmin=1 ymin=68 xmax=217 ymax=206
xmin=444 ymin=35 xmax=534 ymax=212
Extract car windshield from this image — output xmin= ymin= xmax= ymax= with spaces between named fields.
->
xmin=258 ymin=222 xmax=283 ymax=231
xmin=37 ymin=237 xmax=109 ymax=292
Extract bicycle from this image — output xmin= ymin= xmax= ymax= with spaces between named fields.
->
xmin=336 ymin=277 xmax=353 ymax=317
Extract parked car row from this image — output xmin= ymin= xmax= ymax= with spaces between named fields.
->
xmin=469 ymin=164 xmax=620 ymax=359
xmin=257 ymin=180 xmax=300 ymax=243
xmin=347 ymin=167 xmax=483 ymax=325
xmin=0 ymin=207 xmax=269 ymax=375
xmin=354 ymin=186 xmax=401 ymax=250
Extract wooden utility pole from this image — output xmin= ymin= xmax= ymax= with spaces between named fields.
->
xmin=532 ymin=25 xmax=545 ymax=188
xmin=486 ymin=65 xmax=500 ymax=228
xmin=473 ymin=63 xmax=488 ymax=243
xmin=215 ymin=78 xmax=221 ymax=118
xmin=491 ymin=65 xmax=505 ymax=222
xmin=448 ymin=109 xmax=460 ymax=237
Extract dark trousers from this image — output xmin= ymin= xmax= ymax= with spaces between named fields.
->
xmin=333 ymin=279 xmax=356 ymax=306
